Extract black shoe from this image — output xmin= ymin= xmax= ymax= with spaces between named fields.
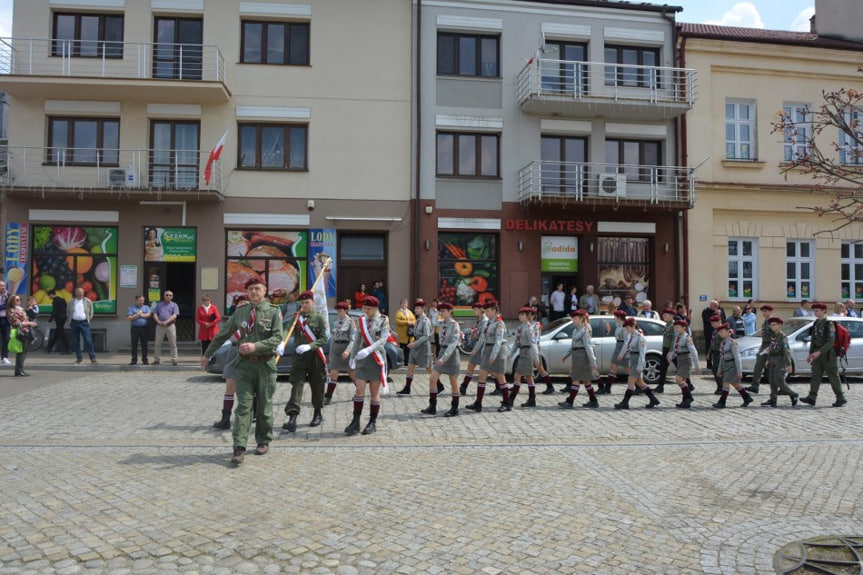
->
xmin=614 ymin=401 xmax=629 ymax=410
xmin=833 ymin=398 xmax=848 ymax=408
xmin=444 ymin=407 xmax=459 ymax=417
xmin=791 ymin=393 xmax=799 ymax=407
xmin=542 ymin=385 xmax=556 ymax=395
xmin=712 ymin=400 xmax=727 ymax=409
xmin=420 ymin=405 xmax=437 ymax=415
xmin=653 ymin=385 xmax=664 ymax=394
xmin=323 ymin=395 xmax=332 ymax=406
xmin=560 ymin=386 xmax=570 ymax=394
xmin=213 ymin=409 xmax=231 ymax=430
xmin=497 ymin=403 xmax=512 ymax=412
xmin=489 ymin=387 xmax=502 ymax=396
xmin=361 ymin=420 xmax=377 ymax=435
xmin=309 ymin=410 xmax=323 ymax=427
xmin=714 ymin=386 xmax=723 ymax=396
xmin=742 ymin=394 xmax=754 ymax=407
xmin=129 ymin=361 xmax=137 ymax=366
xmin=459 ymin=382 xmax=468 ymax=395
xmin=687 ymin=382 xmax=695 ymax=392
xmin=760 ymin=399 xmax=777 ymax=407
xmin=142 ymin=360 xmax=149 ymax=365
xmin=675 ymin=395 xmax=693 ymax=409
xmin=465 ymin=402 xmax=482 ymax=412
xmin=521 ymin=397 xmax=536 ymax=408
xmin=437 ymin=381 xmax=445 ymax=394
xmin=558 ymin=399 xmax=574 ymax=409
xmin=344 ymin=415 xmax=361 ymax=436
xmin=231 ymin=446 xmax=245 ymax=465
xmin=14 ymin=371 xmax=29 ymax=377
xmin=645 ymin=398 xmax=660 ymax=408
xmin=282 ymin=413 xmax=298 ymax=432
xmin=745 ymin=386 xmax=759 ymax=393
xmin=799 ymin=396 xmax=816 ymax=406
xmin=396 ymin=387 xmax=411 ymax=396
xmin=582 ymin=399 xmax=599 ymax=408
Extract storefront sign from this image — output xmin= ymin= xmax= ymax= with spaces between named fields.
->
xmin=541 ymin=236 xmax=579 ymax=272
xmin=144 ymin=227 xmax=197 ymax=262
xmin=504 ymin=219 xmax=593 ymax=232
xmin=4 ymin=223 xmax=28 ymax=297
xmin=308 ymin=228 xmax=337 ymax=298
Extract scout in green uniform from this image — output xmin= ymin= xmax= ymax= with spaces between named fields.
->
xmin=655 ymin=308 xmax=676 ymax=392
xmin=800 ymin=302 xmax=847 ymax=407
xmin=282 ymin=290 xmax=330 ymax=431
xmin=202 ymin=276 xmax=284 ymax=465
xmin=707 ymin=314 xmax=725 ymax=395
xmin=759 ymin=317 xmax=799 ymax=407
xmin=745 ymin=305 xmax=774 ymax=393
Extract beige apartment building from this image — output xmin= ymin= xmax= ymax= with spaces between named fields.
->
xmin=680 ymin=10 xmax=863 ymax=328
xmin=0 ymin=0 xmax=411 ymax=345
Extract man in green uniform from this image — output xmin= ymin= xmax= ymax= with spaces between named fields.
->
xmin=707 ymin=314 xmax=725 ymax=395
xmin=282 ymin=290 xmax=329 ymax=432
xmin=201 ymin=277 xmax=284 ymax=465
xmin=800 ymin=302 xmax=847 ymax=407
xmin=745 ymin=305 xmax=774 ymax=393
xmin=654 ymin=308 xmax=675 ymax=393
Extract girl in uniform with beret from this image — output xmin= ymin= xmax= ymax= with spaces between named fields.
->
xmin=508 ymin=307 xmax=540 ymax=408
xmin=600 ymin=310 xmax=629 ymax=395
xmin=402 ymin=299 xmax=437 ymax=398
xmin=345 ymin=295 xmax=390 ymax=435
xmin=668 ymin=319 xmax=700 ymax=408
xmin=460 ymin=302 xmax=489 ymax=396
xmin=422 ymin=303 xmax=462 ymax=417
xmin=558 ymin=309 xmax=601 ymax=408
xmin=713 ymin=323 xmax=754 ymax=408
xmin=466 ymin=300 xmax=510 ymax=413
xmin=324 ymin=301 xmax=357 ymax=405
xmin=760 ymin=317 xmax=799 ymax=407
xmin=614 ymin=317 xmax=661 ymax=409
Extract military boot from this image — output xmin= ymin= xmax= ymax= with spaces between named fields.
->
xmin=344 ymin=413 xmax=361 ymax=436
xmin=213 ymin=409 xmax=231 ymax=430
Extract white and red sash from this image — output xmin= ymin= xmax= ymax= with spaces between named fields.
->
xmin=298 ymin=314 xmax=327 ymax=364
xmin=359 ymin=315 xmax=387 ymax=387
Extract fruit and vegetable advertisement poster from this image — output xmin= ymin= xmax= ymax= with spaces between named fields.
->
xmin=225 ymin=230 xmax=307 ymax=310
xmin=5 ymin=223 xmax=29 ymax=298
xmin=31 ymin=225 xmax=118 ymax=314
xmin=438 ymin=232 xmax=497 ymax=312
xmin=143 ymin=227 xmax=197 ymax=262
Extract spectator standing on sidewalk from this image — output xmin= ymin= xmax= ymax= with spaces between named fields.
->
xmin=196 ymin=293 xmax=221 ymax=356
xmin=152 ymin=291 xmax=179 ymax=366
xmin=0 ymin=281 xmax=10 ymax=364
xmin=126 ymin=295 xmax=151 ymax=365
xmin=8 ymin=295 xmax=36 ymax=376
xmin=45 ymin=289 xmax=70 ymax=354
xmin=394 ymin=298 xmax=416 ymax=367
xmin=67 ymin=287 xmax=97 ymax=365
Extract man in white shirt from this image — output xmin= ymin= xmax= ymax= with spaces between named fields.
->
xmin=637 ymin=299 xmax=660 ymax=319
xmin=67 ymin=288 xmax=97 ymax=364
xmin=549 ymin=283 xmax=566 ymax=321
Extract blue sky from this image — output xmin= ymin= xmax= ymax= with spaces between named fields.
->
xmin=0 ymin=1 xmax=817 ymax=37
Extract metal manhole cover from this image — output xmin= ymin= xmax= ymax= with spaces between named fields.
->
xmin=774 ymin=535 xmax=863 ymax=574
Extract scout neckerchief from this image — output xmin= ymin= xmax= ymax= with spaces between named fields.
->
xmin=229 ymin=305 xmax=256 ymax=343
xmin=299 ymin=312 xmax=327 ymax=364
xmin=359 ymin=314 xmax=387 ymax=388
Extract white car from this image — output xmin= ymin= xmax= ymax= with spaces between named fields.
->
xmin=505 ymin=316 xmax=668 ymax=386
xmin=738 ymin=316 xmax=863 ymax=377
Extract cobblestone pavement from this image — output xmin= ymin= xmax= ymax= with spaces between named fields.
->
xmin=0 ymin=362 xmax=861 ymax=574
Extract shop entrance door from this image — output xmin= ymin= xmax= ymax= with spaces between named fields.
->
xmin=144 ymin=261 xmax=196 ymax=341
xmin=542 ymin=273 xmax=578 ymax=322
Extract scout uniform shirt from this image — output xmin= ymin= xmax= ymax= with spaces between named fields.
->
xmin=292 ymin=309 xmax=329 ymax=364
xmin=670 ymin=330 xmax=700 ymax=365
xmin=720 ymin=337 xmax=742 ymax=376
xmin=622 ymin=329 xmax=646 ymax=373
xmin=764 ymin=330 xmax=793 ymax=366
xmin=205 ymin=301 xmax=283 ymax=361
xmin=809 ymin=317 xmax=837 ymax=356
xmin=662 ymin=319 xmax=675 ymax=350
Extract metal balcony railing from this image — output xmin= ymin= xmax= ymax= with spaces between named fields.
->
xmin=517 ymin=161 xmax=696 ymax=207
xmin=0 ymin=37 xmax=229 ymax=87
xmin=517 ymin=58 xmax=696 ymax=109
xmin=0 ymin=146 xmax=223 ymax=193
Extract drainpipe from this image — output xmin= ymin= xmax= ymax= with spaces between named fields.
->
xmin=412 ymin=0 xmax=422 ymax=299
xmin=678 ymin=30 xmax=690 ymax=305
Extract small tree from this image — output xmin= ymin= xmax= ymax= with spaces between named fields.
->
xmin=771 ymin=69 xmax=863 ymax=234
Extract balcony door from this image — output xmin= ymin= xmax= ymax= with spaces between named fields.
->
xmin=153 ymin=17 xmax=203 ymax=80
xmin=540 ymin=42 xmax=586 ymax=95
xmin=541 ymin=136 xmax=587 ymax=196
xmin=150 ymin=120 xmax=200 ymax=189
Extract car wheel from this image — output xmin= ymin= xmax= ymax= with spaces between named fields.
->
xmin=642 ymin=355 xmax=662 ymax=386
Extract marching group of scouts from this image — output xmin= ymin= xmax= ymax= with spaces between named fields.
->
xmin=201 ymin=276 xmax=849 ymax=466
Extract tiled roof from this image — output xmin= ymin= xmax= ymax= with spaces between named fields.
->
xmin=521 ymin=0 xmax=682 ymax=14
xmin=679 ymin=23 xmax=863 ymax=51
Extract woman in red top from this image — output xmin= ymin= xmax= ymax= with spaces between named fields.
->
xmin=196 ymin=293 xmax=221 ymax=356
xmin=353 ymin=283 xmax=368 ymax=309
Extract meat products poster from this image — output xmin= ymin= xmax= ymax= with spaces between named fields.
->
xmin=225 ymin=230 xmax=307 ymax=309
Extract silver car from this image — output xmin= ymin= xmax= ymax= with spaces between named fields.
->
xmin=505 ymin=316 xmax=668 ymax=385
xmin=739 ymin=316 xmax=863 ymax=377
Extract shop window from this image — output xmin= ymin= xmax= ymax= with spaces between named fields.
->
xmin=841 ymin=241 xmax=863 ymax=301
xmin=30 ymin=225 xmax=118 ymax=314
xmin=727 ymin=238 xmax=757 ymax=300
xmin=341 ymin=236 xmax=384 ymax=261
xmin=786 ymin=239 xmax=813 ymax=301
xmin=224 ymin=230 xmax=307 ymax=311
xmin=438 ymin=232 xmax=497 ymax=308
xmin=596 ymin=237 xmax=649 ymax=307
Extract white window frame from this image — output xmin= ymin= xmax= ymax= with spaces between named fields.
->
xmin=725 ymin=99 xmax=756 ymax=160
xmin=727 ymin=237 xmax=758 ymax=301
xmin=782 ymin=103 xmax=811 ymax=162
xmin=839 ymin=109 xmax=863 ymax=166
xmin=786 ymin=239 xmax=814 ymax=302
xmin=841 ymin=241 xmax=863 ymax=301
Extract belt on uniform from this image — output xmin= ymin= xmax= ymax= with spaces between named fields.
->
xmin=677 ymin=352 xmax=690 ymax=355
xmin=334 ymin=340 xmax=350 ymax=343
xmin=571 ymin=346 xmax=585 ymax=350
xmin=485 ymin=343 xmax=495 ymax=346
xmin=242 ymin=354 xmax=274 ymax=362
xmin=520 ymin=346 xmax=532 ymax=349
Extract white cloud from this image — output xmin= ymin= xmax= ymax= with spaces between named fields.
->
xmin=705 ymin=2 xmax=765 ymax=29
xmin=790 ymin=7 xmax=815 ymax=32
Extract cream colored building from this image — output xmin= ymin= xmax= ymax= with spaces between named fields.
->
xmin=680 ymin=20 xmax=863 ymax=329
xmin=0 ymin=0 xmax=411 ymax=345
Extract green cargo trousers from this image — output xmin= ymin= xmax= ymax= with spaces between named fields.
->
xmin=286 ymin=350 xmax=327 ymax=415
xmin=233 ymin=358 xmax=278 ymax=448
xmin=807 ymin=349 xmax=845 ymax=401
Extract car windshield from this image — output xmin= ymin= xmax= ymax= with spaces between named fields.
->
xmin=781 ymin=318 xmax=814 ymax=334
xmin=543 ymin=317 xmax=573 ymax=335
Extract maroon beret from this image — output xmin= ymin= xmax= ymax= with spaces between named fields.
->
xmin=232 ymin=294 xmax=249 ymax=305
xmin=622 ymin=317 xmax=636 ymax=327
xmin=414 ymin=298 xmax=426 ymax=308
xmin=811 ymin=302 xmax=828 ymax=310
xmin=661 ymin=308 xmax=675 ymax=316
xmin=710 ymin=314 xmax=722 ymax=322
xmin=760 ymin=305 xmax=774 ymax=312
xmin=472 ymin=302 xmax=484 ymax=309
xmin=717 ymin=322 xmax=731 ymax=331
xmin=334 ymin=301 xmax=349 ymax=311
xmin=518 ymin=306 xmax=534 ymax=314
xmin=572 ymin=309 xmax=589 ymax=318
xmin=613 ymin=310 xmax=628 ymax=319
xmin=483 ymin=299 xmax=499 ymax=309
xmin=674 ymin=319 xmax=688 ymax=327
xmin=297 ymin=290 xmax=315 ymax=301
xmin=363 ymin=295 xmax=380 ymax=308
xmin=767 ymin=317 xmax=784 ymax=325
xmin=244 ymin=276 xmax=265 ymax=289
xmin=438 ymin=302 xmax=453 ymax=311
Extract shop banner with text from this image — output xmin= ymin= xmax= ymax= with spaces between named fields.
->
xmin=4 ymin=223 xmax=29 ymax=297
xmin=144 ymin=227 xmax=197 ymax=262
xmin=541 ymin=236 xmax=579 ymax=272
xmin=308 ymin=228 xmax=337 ymax=298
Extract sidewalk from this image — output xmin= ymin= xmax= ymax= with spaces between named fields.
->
xmin=6 ymin=348 xmax=208 ymax=372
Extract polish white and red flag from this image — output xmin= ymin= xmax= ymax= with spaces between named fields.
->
xmin=204 ymin=130 xmax=228 ymax=185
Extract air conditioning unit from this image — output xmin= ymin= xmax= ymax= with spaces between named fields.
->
xmin=108 ymin=167 xmax=137 ymax=188
xmin=597 ymin=173 xmax=627 ymax=198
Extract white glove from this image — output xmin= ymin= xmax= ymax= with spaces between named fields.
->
xmin=296 ymin=344 xmax=311 ymax=355
xmin=356 ymin=348 xmax=371 ymax=360
xmin=349 ymin=358 xmax=356 ymax=370
xmin=276 ymin=342 xmax=286 ymax=356
xmin=221 ymin=340 xmax=233 ymax=348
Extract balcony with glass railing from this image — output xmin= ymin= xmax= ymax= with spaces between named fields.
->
xmin=0 ymin=146 xmax=223 ymax=195
xmin=517 ymin=161 xmax=695 ymax=208
xmin=517 ymin=58 xmax=696 ymax=120
xmin=0 ymin=37 xmax=230 ymax=102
